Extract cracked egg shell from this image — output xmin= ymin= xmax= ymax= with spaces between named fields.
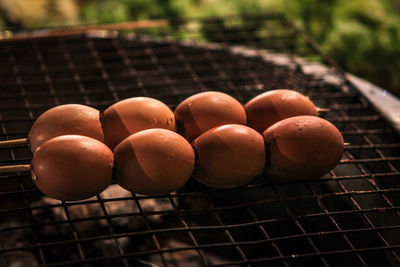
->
xmin=114 ymin=129 xmax=195 ymax=195
xmin=174 ymin=91 xmax=247 ymax=142
xmin=28 ymin=104 xmax=104 ymax=153
xmin=192 ymin=124 xmax=266 ymax=188
xmin=31 ymin=135 xmax=114 ymax=201
xmin=101 ymin=97 xmax=176 ymax=150
xmin=245 ymin=89 xmax=318 ymax=133
xmin=263 ymin=116 xmax=344 ymax=180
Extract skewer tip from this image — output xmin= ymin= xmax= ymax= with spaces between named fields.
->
xmin=317 ymin=107 xmax=330 ymax=112
xmin=0 ymin=164 xmax=31 ymax=174
xmin=0 ymin=138 xmax=29 ymax=148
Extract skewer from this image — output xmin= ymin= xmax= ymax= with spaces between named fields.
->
xmin=0 ymin=164 xmax=31 ymax=174
xmin=1 ymin=144 xmax=352 ymax=173
xmin=0 ymin=92 xmax=334 ymax=150
xmin=317 ymin=108 xmax=330 ymax=112
xmin=0 ymin=111 xmax=338 ymax=149
xmin=0 ymin=138 xmax=29 ymax=148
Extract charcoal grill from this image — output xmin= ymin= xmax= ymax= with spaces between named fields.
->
xmin=1 ymin=13 xmax=400 ymax=267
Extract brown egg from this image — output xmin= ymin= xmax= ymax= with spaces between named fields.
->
xmin=31 ymin=135 xmax=114 ymax=201
xmin=101 ymin=97 xmax=176 ymax=150
xmin=114 ymin=129 xmax=195 ymax=195
xmin=245 ymin=89 xmax=319 ymax=133
xmin=28 ymin=104 xmax=104 ymax=153
xmin=263 ymin=116 xmax=344 ymax=180
xmin=192 ymin=124 xmax=266 ymax=188
xmin=174 ymin=91 xmax=247 ymax=142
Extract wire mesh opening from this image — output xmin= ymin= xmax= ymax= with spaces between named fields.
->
xmin=1 ymin=14 xmax=400 ymax=267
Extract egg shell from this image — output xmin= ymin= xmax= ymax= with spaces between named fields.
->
xmin=101 ymin=97 xmax=176 ymax=150
xmin=263 ymin=116 xmax=344 ymax=180
xmin=28 ymin=104 xmax=104 ymax=153
xmin=245 ymin=89 xmax=318 ymax=133
xmin=31 ymin=135 xmax=114 ymax=201
xmin=192 ymin=124 xmax=266 ymax=188
xmin=114 ymin=129 xmax=195 ymax=195
xmin=174 ymin=91 xmax=247 ymax=142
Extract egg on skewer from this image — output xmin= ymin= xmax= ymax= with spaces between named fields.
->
xmin=245 ymin=89 xmax=322 ymax=134
xmin=0 ymin=135 xmax=114 ymax=201
xmin=114 ymin=129 xmax=195 ymax=195
xmin=191 ymin=124 xmax=266 ymax=188
xmin=263 ymin=115 xmax=344 ymax=180
xmin=31 ymin=135 xmax=114 ymax=201
xmin=100 ymin=97 xmax=176 ymax=150
xmin=174 ymin=91 xmax=247 ymax=142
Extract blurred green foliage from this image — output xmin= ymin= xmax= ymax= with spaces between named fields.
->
xmin=0 ymin=0 xmax=399 ymax=96
xmin=80 ymin=0 xmax=181 ymax=23
xmin=321 ymin=0 xmax=400 ymax=95
xmin=281 ymin=0 xmax=400 ymax=96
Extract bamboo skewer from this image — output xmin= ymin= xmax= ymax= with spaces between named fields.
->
xmin=0 ymin=164 xmax=31 ymax=173
xmin=317 ymin=108 xmax=330 ymax=112
xmin=0 ymin=138 xmax=29 ymax=148
xmin=0 ymin=143 xmax=352 ymax=172
xmin=0 ymin=164 xmax=38 ymax=180
xmin=0 ymin=19 xmax=169 ymax=42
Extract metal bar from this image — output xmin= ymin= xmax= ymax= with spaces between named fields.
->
xmin=348 ymin=74 xmax=400 ymax=133
xmin=62 ymin=204 xmax=89 ymax=267
xmin=168 ymin=195 xmax=209 ymax=266
xmin=2 ymin=183 xmax=400 ymax=212
xmin=95 ymin=195 xmax=130 ymax=267
xmin=305 ymin=181 xmax=368 ymax=266
xmin=111 ymin=37 xmax=150 ymax=97
xmin=86 ymin=37 xmax=119 ymax=103
xmin=132 ymin=194 xmax=169 ymax=266
xmin=4 ymin=241 xmax=397 ymax=267
xmin=246 ymin=207 xmax=291 ymax=267
xmin=333 ymin=105 xmax=400 ymax=264
xmin=32 ymin=41 xmax=60 ymax=106
xmin=10 ymin=242 xmax=399 ymax=267
xmin=2 ymin=204 xmax=400 ymax=234
xmin=3 ymin=223 xmax=400 ymax=255
xmin=58 ymin=38 xmax=92 ymax=105
xmin=271 ymin=185 xmax=331 ymax=266
xmin=212 ymin=206 xmax=251 ymax=266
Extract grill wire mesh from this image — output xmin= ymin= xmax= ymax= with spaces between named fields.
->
xmin=1 ymin=13 xmax=400 ymax=267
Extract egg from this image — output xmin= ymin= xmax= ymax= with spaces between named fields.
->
xmin=263 ymin=116 xmax=344 ymax=180
xmin=28 ymin=104 xmax=104 ymax=153
xmin=192 ymin=124 xmax=266 ymax=188
xmin=101 ymin=97 xmax=176 ymax=150
xmin=245 ymin=89 xmax=319 ymax=133
xmin=114 ymin=129 xmax=195 ymax=195
xmin=174 ymin=91 xmax=247 ymax=142
xmin=31 ymin=135 xmax=114 ymax=201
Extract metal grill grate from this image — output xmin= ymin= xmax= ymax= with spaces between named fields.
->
xmin=1 ymin=14 xmax=400 ymax=267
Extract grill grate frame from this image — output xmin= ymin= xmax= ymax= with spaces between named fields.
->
xmin=1 ymin=13 xmax=400 ymax=267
